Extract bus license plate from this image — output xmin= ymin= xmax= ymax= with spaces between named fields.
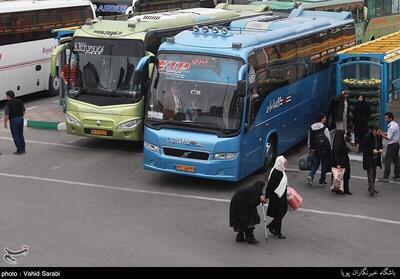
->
xmin=176 ymin=164 xmax=196 ymax=173
xmin=90 ymin=129 xmax=108 ymax=136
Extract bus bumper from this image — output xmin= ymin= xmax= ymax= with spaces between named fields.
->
xmin=66 ymin=122 xmax=143 ymax=141
xmin=143 ymin=149 xmax=241 ymax=182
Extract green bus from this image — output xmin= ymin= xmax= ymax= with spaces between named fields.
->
xmin=51 ymin=3 xmax=270 ymax=141
xmin=250 ymin=0 xmax=400 ymax=43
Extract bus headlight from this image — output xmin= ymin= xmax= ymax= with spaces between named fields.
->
xmin=144 ymin=141 xmax=160 ymax=153
xmin=214 ymin=152 xmax=238 ymax=160
xmin=117 ymin=119 xmax=142 ymax=130
xmin=65 ymin=114 xmax=81 ymax=127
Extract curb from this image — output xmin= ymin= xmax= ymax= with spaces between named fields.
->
xmin=25 ymin=119 xmax=66 ymax=131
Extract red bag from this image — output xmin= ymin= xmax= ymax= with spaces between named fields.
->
xmin=287 ymin=187 xmax=303 ymax=211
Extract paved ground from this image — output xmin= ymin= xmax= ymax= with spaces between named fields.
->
xmin=0 ymin=93 xmax=400 ymax=267
xmin=0 ymin=125 xmax=399 ymax=267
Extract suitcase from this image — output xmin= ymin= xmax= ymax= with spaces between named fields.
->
xmin=287 ymin=187 xmax=303 ymax=211
xmin=299 ymin=153 xmax=313 ymax=171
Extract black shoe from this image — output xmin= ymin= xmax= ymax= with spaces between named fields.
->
xmin=235 ymin=233 xmax=245 ymax=243
xmin=379 ymin=177 xmax=389 ymax=182
xmin=374 ymin=190 xmax=379 ymax=193
xmin=345 ymin=191 xmax=353 ymax=195
xmin=266 ymin=223 xmax=275 ymax=235
xmin=13 ymin=151 xmax=23 ymax=155
xmin=275 ymin=234 xmax=286 ymax=239
xmin=247 ymin=238 xmax=259 ymax=245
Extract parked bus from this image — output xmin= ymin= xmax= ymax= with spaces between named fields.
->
xmin=142 ymin=9 xmax=356 ymax=181
xmin=51 ymin=4 xmax=271 ymax=141
xmin=92 ymin=0 xmax=217 ymax=17
xmin=251 ymin=0 xmax=400 ymax=43
xmin=0 ymin=0 xmax=95 ymax=99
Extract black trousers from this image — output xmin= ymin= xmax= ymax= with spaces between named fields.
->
xmin=269 ymin=216 xmax=284 ymax=235
xmin=384 ymin=143 xmax=400 ymax=179
xmin=367 ymin=160 xmax=378 ymax=193
xmin=343 ymin=169 xmax=351 ymax=193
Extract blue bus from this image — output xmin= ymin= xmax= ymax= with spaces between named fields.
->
xmin=141 ymin=9 xmax=356 ymax=182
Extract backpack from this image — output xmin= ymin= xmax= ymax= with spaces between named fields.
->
xmin=312 ymin=127 xmax=331 ymax=157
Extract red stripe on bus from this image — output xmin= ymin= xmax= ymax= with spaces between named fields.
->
xmin=0 ymin=58 xmax=51 ymax=71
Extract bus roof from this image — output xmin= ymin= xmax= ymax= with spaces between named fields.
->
xmin=0 ymin=0 xmax=93 ymax=14
xmin=158 ymin=9 xmax=354 ymax=58
xmin=250 ymin=0 xmax=364 ymax=11
xmin=72 ymin=4 xmax=271 ymax=40
xmin=128 ymin=3 xmax=270 ymax=23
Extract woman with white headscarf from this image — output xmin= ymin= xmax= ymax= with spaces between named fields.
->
xmin=264 ymin=155 xmax=288 ymax=239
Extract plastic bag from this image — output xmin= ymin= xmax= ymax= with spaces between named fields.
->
xmin=331 ymin=167 xmax=345 ymax=193
xmin=287 ymin=187 xmax=303 ymax=211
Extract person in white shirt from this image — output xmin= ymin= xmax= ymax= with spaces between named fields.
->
xmin=380 ymin=112 xmax=400 ymax=182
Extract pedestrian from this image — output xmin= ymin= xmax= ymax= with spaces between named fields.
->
xmin=4 ymin=90 xmax=26 ymax=155
xmin=229 ymin=181 xmax=266 ymax=244
xmin=379 ymin=112 xmax=400 ymax=182
xmin=362 ymin=126 xmax=383 ymax=196
xmin=264 ymin=155 xmax=288 ymax=239
xmin=332 ymin=129 xmax=352 ymax=195
xmin=307 ymin=113 xmax=332 ymax=187
xmin=353 ymin=94 xmax=371 ymax=153
xmin=331 ymin=90 xmax=352 ymax=131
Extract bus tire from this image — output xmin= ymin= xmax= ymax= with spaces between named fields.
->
xmin=47 ymin=74 xmax=60 ymax=97
xmin=258 ymin=136 xmax=276 ymax=173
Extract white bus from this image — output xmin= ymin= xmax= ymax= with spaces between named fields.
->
xmin=0 ymin=0 xmax=95 ymax=98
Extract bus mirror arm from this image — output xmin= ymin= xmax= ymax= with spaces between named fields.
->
xmin=133 ymin=70 xmax=142 ymax=86
xmin=237 ymin=80 xmax=246 ymax=97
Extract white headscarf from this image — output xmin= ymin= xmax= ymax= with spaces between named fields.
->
xmin=267 ymin=155 xmax=288 ymax=198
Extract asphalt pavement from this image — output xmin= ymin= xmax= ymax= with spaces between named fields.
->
xmin=0 ymin=95 xmax=400 ymax=267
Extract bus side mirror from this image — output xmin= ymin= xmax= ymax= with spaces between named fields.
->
xmin=237 ymin=80 xmax=246 ymax=97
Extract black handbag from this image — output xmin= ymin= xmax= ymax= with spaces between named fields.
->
xmin=299 ymin=153 xmax=313 ymax=171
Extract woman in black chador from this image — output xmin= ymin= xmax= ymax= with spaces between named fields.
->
xmin=353 ymin=94 xmax=371 ymax=152
xmin=265 ymin=155 xmax=288 ymax=239
xmin=229 ymin=181 xmax=265 ymax=244
xmin=332 ymin=129 xmax=352 ymax=195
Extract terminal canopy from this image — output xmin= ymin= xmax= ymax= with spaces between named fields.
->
xmin=336 ymin=31 xmax=400 ymax=130
xmin=338 ymin=31 xmax=400 ymax=63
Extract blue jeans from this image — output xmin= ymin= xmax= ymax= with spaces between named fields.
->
xmin=308 ymin=154 xmax=327 ymax=183
xmin=10 ymin=117 xmax=25 ymax=153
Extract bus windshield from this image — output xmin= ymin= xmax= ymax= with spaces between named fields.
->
xmin=67 ymin=38 xmax=145 ymax=105
xmin=146 ymin=53 xmax=244 ymax=135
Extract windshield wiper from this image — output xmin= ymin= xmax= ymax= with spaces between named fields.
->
xmin=148 ymin=119 xmax=234 ymax=134
xmin=177 ymin=121 xmax=233 ymax=134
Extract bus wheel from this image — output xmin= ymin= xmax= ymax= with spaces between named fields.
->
xmin=47 ymin=75 xmax=60 ymax=97
xmin=258 ymin=137 xmax=276 ymax=173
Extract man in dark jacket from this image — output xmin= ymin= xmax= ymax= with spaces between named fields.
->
xmin=363 ymin=126 xmax=383 ymax=196
xmin=229 ymin=181 xmax=265 ymax=244
xmin=4 ymin=90 xmax=26 ymax=155
xmin=331 ymin=90 xmax=352 ymax=131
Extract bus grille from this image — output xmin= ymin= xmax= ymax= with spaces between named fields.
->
xmin=163 ymin=147 xmax=209 ymax=160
